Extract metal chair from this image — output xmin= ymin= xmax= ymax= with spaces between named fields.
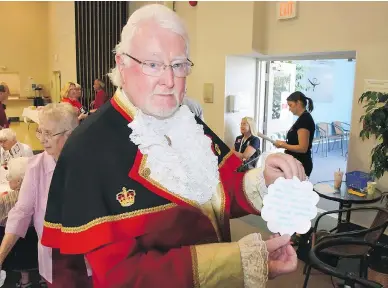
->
xmin=313 ymin=125 xmax=328 ymax=157
xmin=317 ymin=122 xmax=343 ymax=155
xmin=303 ymin=205 xmax=388 ymax=287
xmin=332 ymin=121 xmax=350 ymax=156
xmin=306 ymin=237 xmax=387 ymax=288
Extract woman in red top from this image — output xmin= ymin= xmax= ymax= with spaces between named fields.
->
xmin=60 ymin=82 xmax=88 ymax=121
xmin=90 ymin=79 xmax=108 ymax=113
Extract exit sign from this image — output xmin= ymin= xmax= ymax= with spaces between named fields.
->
xmin=277 ymin=1 xmax=297 ymax=20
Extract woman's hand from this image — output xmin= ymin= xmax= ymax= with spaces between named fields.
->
xmin=78 ymin=113 xmax=88 ymax=121
xmin=274 ymin=140 xmax=286 ymax=149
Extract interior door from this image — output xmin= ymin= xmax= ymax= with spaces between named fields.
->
xmin=51 ymin=71 xmax=61 ymax=103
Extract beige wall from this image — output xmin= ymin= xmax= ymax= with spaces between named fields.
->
xmin=0 ymin=1 xmax=76 ymax=101
xmin=175 ymin=2 xmax=255 ymax=134
xmin=259 ymin=1 xmax=388 ymax=188
xmin=47 ymin=1 xmax=77 ymax=99
xmin=0 ymin=2 xmax=49 ymax=97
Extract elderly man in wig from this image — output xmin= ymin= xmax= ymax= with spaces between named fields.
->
xmin=42 ymin=4 xmax=305 ymax=288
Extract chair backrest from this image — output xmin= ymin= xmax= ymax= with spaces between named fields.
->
xmin=317 ymin=122 xmax=330 ymax=136
xmin=333 ymin=121 xmax=344 ymax=135
xmin=316 ymin=125 xmax=327 ymax=138
xmin=364 ymin=205 xmax=388 ymax=243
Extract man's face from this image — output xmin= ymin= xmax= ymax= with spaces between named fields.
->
xmin=93 ymin=80 xmax=100 ymax=91
xmin=0 ymin=92 xmax=7 ymax=102
xmin=118 ymin=21 xmax=187 ymax=119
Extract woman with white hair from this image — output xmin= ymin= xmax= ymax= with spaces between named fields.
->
xmin=0 ymin=103 xmax=90 ymax=287
xmin=0 ymin=157 xmax=38 ymax=288
xmin=0 ymin=128 xmax=33 ymax=167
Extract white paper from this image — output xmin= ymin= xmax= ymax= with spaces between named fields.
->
xmin=256 ymin=131 xmax=276 ymax=144
xmin=0 ymin=270 xmax=6 ymax=287
xmin=261 ymin=176 xmax=319 ymax=236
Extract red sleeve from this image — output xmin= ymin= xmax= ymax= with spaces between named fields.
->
xmin=219 ymin=152 xmax=260 ymax=219
xmin=85 ymin=239 xmax=194 ymax=288
xmin=94 ymin=91 xmax=108 ymax=109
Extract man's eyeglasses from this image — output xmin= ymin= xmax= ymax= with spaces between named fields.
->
xmin=36 ymin=129 xmax=67 ymax=141
xmin=122 ymin=54 xmax=194 ymax=78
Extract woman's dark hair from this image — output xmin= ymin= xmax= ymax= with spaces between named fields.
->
xmin=287 ymin=91 xmax=314 ymax=112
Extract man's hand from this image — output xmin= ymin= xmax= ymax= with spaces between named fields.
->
xmin=265 ymin=234 xmax=297 ymax=279
xmin=264 ymin=153 xmax=306 ymax=186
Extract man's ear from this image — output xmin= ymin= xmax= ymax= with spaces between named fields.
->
xmin=115 ymin=55 xmax=125 ymax=71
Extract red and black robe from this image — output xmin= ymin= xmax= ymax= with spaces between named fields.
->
xmin=42 ymin=91 xmax=261 ymax=288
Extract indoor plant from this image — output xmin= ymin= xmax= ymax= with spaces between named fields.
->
xmin=358 ymin=91 xmax=388 ymax=179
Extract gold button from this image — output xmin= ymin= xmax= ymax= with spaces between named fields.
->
xmin=142 ymin=168 xmax=151 ymax=178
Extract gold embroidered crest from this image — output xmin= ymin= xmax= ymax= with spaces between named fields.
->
xmin=116 ymin=187 xmax=136 ymax=207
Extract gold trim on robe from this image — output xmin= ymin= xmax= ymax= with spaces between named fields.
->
xmin=192 ymin=242 xmax=244 ymax=288
xmin=113 ymin=89 xmax=138 ymax=119
xmin=210 ymin=184 xmax=226 ymax=238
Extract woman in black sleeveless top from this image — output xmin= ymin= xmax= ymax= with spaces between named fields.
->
xmin=274 ymin=91 xmax=315 ymax=176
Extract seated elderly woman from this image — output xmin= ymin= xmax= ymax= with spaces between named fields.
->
xmin=60 ymin=82 xmax=88 ymax=121
xmin=0 ymin=128 xmax=33 ymax=167
xmin=0 ymin=103 xmax=91 ymax=287
xmin=0 ymin=157 xmax=38 ymax=288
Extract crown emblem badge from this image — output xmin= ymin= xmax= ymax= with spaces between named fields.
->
xmin=116 ymin=187 xmax=136 ymax=207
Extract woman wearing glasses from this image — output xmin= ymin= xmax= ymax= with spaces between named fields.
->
xmin=0 ymin=103 xmax=90 ymax=287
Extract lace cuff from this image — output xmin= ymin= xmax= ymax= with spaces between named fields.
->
xmin=238 ymin=233 xmax=269 ymax=288
xmin=243 ymin=168 xmax=267 ymax=211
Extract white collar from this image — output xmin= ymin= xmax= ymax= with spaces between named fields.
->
xmin=127 ymin=105 xmax=220 ymax=205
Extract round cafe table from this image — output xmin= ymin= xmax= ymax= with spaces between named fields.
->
xmin=313 ymin=180 xmax=383 ymax=231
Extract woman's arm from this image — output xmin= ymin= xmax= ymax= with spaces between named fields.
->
xmin=234 ymin=137 xmax=260 ymax=160
xmin=0 ymin=233 xmax=20 ymax=267
xmin=234 ymin=145 xmax=256 ymax=160
xmin=276 ymin=129 xmax=310 ymax=153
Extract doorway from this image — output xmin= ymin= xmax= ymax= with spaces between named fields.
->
xmin=259 ymin=58 xmax=356 ymax=184
xmin=51 ymin=71 xmax=61 ymax=103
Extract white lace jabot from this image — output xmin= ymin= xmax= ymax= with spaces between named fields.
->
xmin=127 ymin=105 xmax=220 ymax=205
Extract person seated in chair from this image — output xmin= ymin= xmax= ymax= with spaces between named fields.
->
xmin=232 ymin=117 xmax=261 ymax=170
xmin=0 ymin=129 xmax=33 ymax=168
xmin=0 ymin=157 xmax=39 ymax=288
